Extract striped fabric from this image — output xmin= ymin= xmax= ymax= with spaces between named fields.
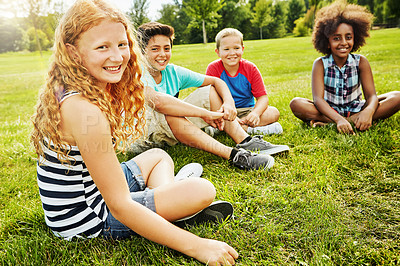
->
xmin=37 ymin=140 xmax=108 ymax=240
xmin=322 ymin=54 xmax=363 ymax=117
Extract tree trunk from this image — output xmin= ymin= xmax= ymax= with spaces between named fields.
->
xmin=34 ymin=26 xmax=43 ymax=57
xmin=259 ymin=27 xmax=263 ymax=40
xmin=202 ymin=19 xmax=207 ymax=44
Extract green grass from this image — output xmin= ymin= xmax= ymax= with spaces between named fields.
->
xmin=1 ymin=28 xmax=399 ymax=265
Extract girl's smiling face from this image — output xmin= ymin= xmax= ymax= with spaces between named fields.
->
xmin=71 ymin=19 xmax=130 ymax=89
xmin=328 ymin=23 xmax=354 ymax=64
xmin=145 ymin=34 xmax=172 ymax=72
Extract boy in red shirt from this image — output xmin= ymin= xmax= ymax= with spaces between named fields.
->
xmin=206 ymin=28 xmax=283 ymax=135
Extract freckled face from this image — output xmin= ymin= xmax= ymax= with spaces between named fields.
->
xmin=328 ymin=23 xmax=354 ymax=62
xmin=216 ymin=35 xmax=244 ymax=69
xmin=74 ymin=19 xmax=130 ymax=89
xmin=145 ymin=35 xmax=172 ymax=72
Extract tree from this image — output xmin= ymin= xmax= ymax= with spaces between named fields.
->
xmin=26 ymin=0 xmax=50 ymax=56
xmin=266 ymin=0 xmax=288 ymax=38
xmin=251 ymin=0 xmax=272 ymax=39
xmin=27 ymin=26 xmax=49 ymax=52
xmin=128 ymin=0 xmax=150 ymax=28
xmin=158 ymin=3 xmax=178 ymax=26
xmin=216 ymin=0 xmax=252 ymax=39
xmin=286 ymin=0 xmax=306 ymax=33
xmin=184 ymin=0 xmax=225 ymax=44
xmin=0 ymin=18 xmax=27 ymax=53
xmin=385 ymin=0 xmax=400 ymax=26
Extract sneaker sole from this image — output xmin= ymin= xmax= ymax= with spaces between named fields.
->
xmin=174 ymin=163 xmax=203 ymax=181
xmin=256 ymin=145 xmax=290 ymax=156
xmin=173 ymin=201 xmax=233 ymax=228
xmin=262 ymin=155 xmax=275 ymax=170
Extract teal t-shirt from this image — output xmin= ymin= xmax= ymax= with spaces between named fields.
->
xmin=142 ymin=64 xmax=205 ymax=97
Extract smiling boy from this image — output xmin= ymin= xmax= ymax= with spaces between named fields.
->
xmin=133 ymin=22 xmax=290 ymax=171
xmin=206 ymin=28 xmax=283 ymax=136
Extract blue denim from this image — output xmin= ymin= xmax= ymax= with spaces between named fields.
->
xmin=101 ymin=159 xmax=156 ymax=239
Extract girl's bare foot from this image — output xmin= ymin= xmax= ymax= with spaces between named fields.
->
xmin=310 ymin=120 xmax=329 ymax=127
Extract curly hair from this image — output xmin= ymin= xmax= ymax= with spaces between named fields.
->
xmin=136 ymin=22 xmax=175 ymax=54
xmin=312 ymin=0 xmax=374 ymax=55
xmin=31 ymin=0 xmax=146 ymax=162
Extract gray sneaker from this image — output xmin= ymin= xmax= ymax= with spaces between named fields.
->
xmin=232 ymin=148 xmax=274 ymax=170
xmin=236 ymin=135 xmax=289 ymax=156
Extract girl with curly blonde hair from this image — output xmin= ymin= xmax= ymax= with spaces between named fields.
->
xmin=31 ymin=0 xmax=237 ymax=264
xmin=290 ymin=0 xmax=400 ymax=134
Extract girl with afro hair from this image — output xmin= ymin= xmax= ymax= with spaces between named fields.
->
xmin=290 ymin=0 xmax=400 ymax=134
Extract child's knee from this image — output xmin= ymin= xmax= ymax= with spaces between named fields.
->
xmin=289 ymin=97 xmax=301 ymax=111
xmin=269 ymin=106 xmax=280 ymax=120
xmin=147 ymin=148 xmax=173 ymax=164
xmin=188 ymin=178 xmax=216 ymax=204
xmin=392 ymin=91 xmax=400 ymax=101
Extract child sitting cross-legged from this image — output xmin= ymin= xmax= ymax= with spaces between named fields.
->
xmin=206 ymin=28 xmax=284 ymax=136
xmin=290 ymin=1 xmax=400 ymax=134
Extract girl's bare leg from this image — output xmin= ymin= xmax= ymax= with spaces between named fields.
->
xmin=153 ymin=178 xmax=216 ymax=221
xmin=290 ymin=97 xmax=333 ymax=124
xmin=132 ymin=148 xmax=217 ymax=222
xmin=373 ymin=91 xmax=400 ymax=120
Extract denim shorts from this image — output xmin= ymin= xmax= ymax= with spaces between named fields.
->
xmin=101 ymin=159 xmax=156 ymax=239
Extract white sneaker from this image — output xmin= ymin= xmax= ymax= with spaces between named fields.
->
xmin=204 ymin=126 xmax=220 ymax=137
xmin=247 ymin=122 xmax=283 ymax=135
xmin=174 ymin=163 xmax=203 ymax=182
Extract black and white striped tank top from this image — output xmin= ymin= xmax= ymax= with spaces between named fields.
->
xmin=36 ymin=91 xmax=108 ymax=240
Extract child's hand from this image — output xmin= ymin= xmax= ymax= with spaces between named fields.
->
xmin=336 ymin=118 xmax=355 ymax=135
xmin=218 ymin=103 xmax=237 ymax=121
xmin=202 ymin=111 xmax=225 ymax=131
xmin=239 ymin=112 xmax=260 ymax=127
xmin=353 ymin=111 xmax=373 ymax=131
xmin=194 ymin=239 xmax=238 ymax=265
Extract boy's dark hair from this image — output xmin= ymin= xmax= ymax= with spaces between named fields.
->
xmin=312 ymin=1 xmax=374 ymax=55
xmin=137 ymin=22 xmax=175 ymax=54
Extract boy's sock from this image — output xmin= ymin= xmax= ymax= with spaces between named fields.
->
xmin=240 ymin=136 xmax=252 ymax=144
xmin=229 ymin=148 xmax=239 ymax=161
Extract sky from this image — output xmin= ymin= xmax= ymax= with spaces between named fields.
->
xmin=112 ymin=0 xmax=175 ymax=20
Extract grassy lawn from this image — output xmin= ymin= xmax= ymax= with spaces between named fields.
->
xmin=0 ymin=28 xmax=399 ymax=265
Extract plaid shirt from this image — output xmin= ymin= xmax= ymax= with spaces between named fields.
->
xmin=322 ymin=54 xmax=364 ymax=117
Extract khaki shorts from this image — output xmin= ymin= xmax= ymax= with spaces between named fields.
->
xmin=130 ymin=86 xmax=211 ymax=150
xmin=236 ymin=107 xmax=254 ymax=119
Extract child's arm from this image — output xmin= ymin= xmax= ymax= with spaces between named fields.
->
xmin=61 ymin=97 xmax=237 ymax=265
xmin=145 ymin=86 xmax=224 ymax=130
xmin=239 ymin=95 xmax=269 ymax=127
xmin=312 ymin=58 xmax=355 ymax=134
xmin=353 ymin=55 xmax=378 ymax=131
xmin=202 ymin=76 xmax=237 ymax=121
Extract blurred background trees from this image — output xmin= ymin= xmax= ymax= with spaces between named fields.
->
xmin=0 ymin=0 xmax=399 ymax=53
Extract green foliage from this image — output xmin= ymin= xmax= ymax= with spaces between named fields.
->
xmin=158 ymin=3 xmax=178 ymax=26
xmin=0 ymin=18 xmax=27 ymax=53
xmin=1 ymin=28 xmax=399 ymax=265
xmin=287 ymin=0 xmax=306 ymax=32
xmin=265 ymin=0 xmax=288 ymax=38
xmin=293 ymin=16 xmax=311 ymax=36
xmin=128 ymin=0 xmax=150 ymax=28
xmin=26 ymin=27 xmax=50 ymax=52
xmin=251 ymin=0 xmax=273 ymax=39
xmin=184 ymin=0 xmax=225 ymax=43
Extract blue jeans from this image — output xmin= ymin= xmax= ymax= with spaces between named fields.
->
xmin=101 ymin=159 xmax=156 ymax=239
